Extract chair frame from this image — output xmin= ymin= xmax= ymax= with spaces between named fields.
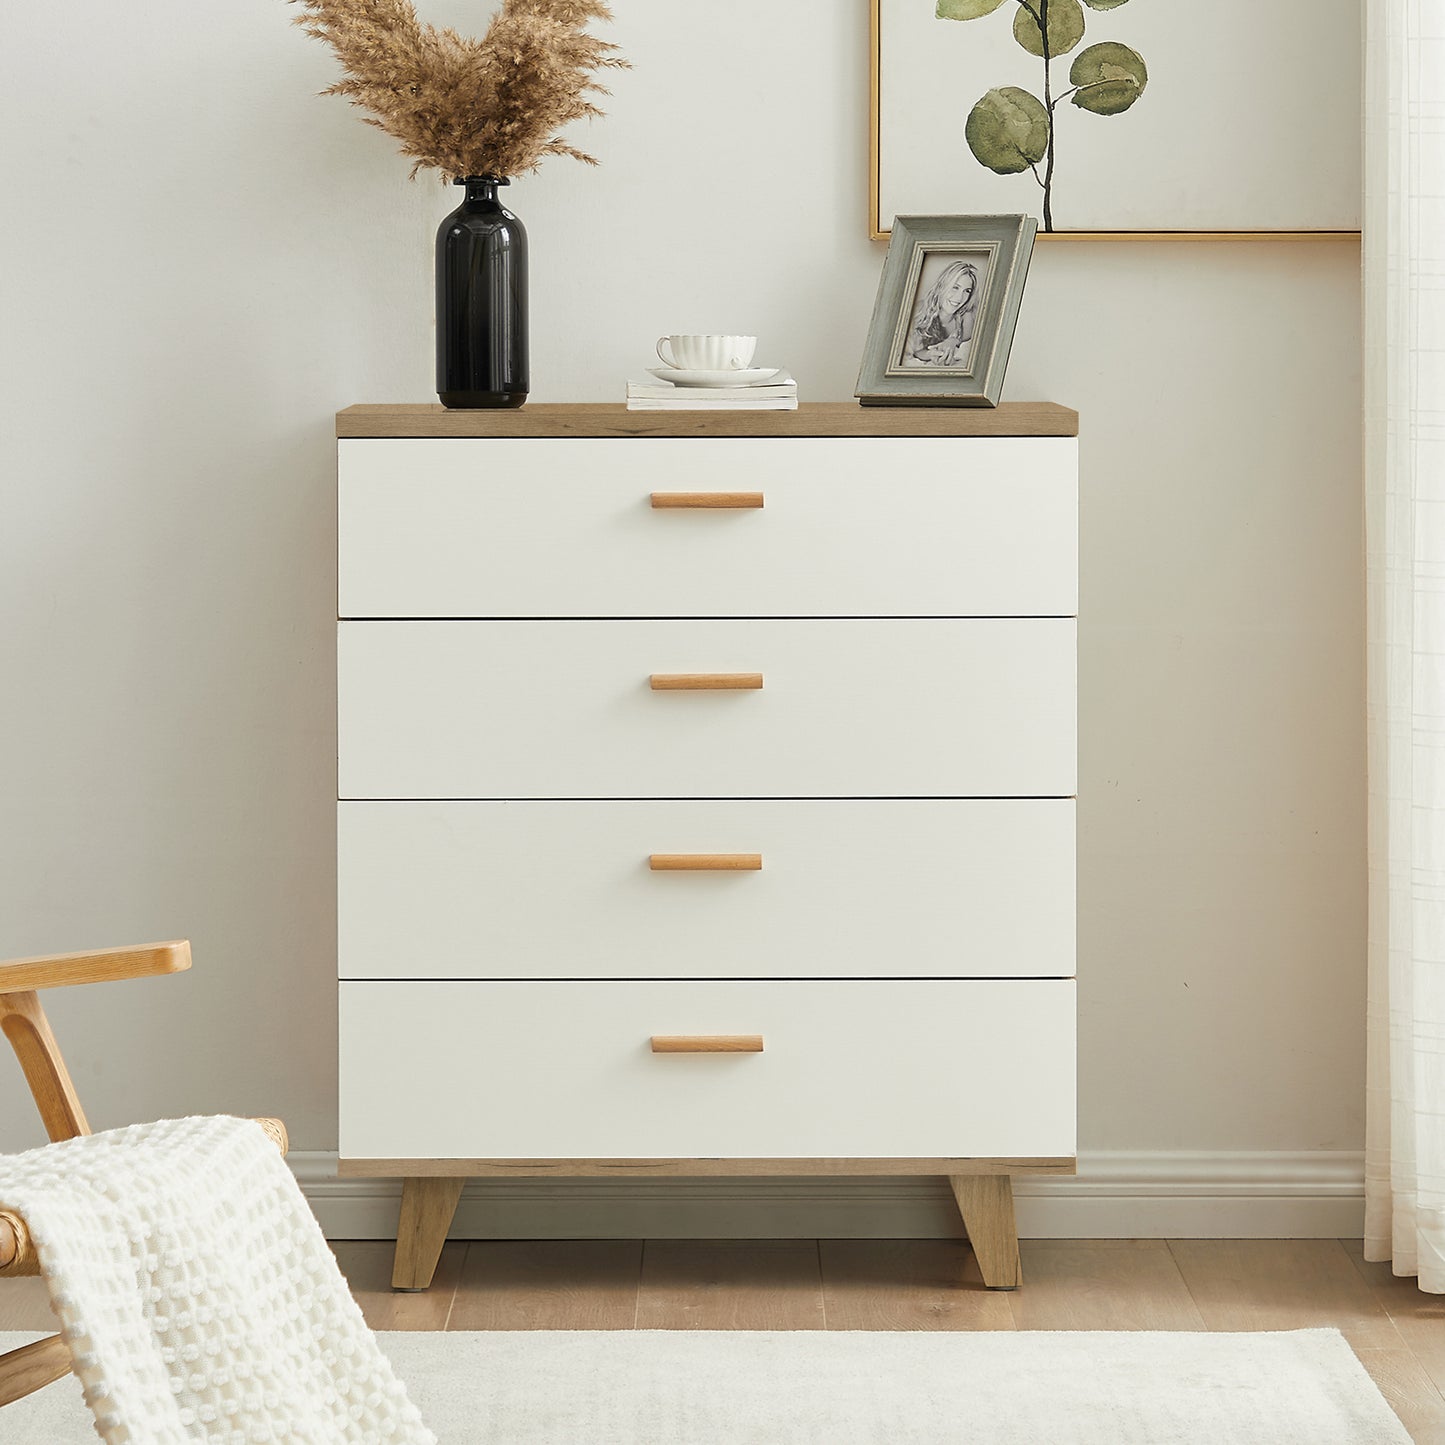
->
xmin=0 ymin=940 xmax=287 ymax=1410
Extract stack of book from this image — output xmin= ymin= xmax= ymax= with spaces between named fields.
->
xmin=625 ymin=372 xmax=797 ymax=412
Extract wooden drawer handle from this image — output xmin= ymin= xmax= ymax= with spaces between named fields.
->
xmin=650 ymin=673 xmax=763 ymax=691
xmin=650 ymin=492 xmax=764 ymax=509
xmin=651 ymin=1035 xmax=764 ymax=1053
xmin=649 ymin=854 xmax=762 ymax=871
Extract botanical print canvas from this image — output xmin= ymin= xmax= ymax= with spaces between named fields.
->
xmin=874 ymin=0 xmax=1362 ymax=235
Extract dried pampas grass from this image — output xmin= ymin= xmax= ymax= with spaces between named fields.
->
xmin=293 ymin=0 xmax=629 ymax=181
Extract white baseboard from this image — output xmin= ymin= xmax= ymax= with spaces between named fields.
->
xmin=293 ymin=1151 xmax=1365 ymax=1241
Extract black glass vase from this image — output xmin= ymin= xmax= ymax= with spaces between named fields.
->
xmin=436 ymin=176 xmax=528 ymax=409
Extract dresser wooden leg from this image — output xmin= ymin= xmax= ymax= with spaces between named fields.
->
xmin=392 ymin=1176 xmax=465 ymax=1291
xmin=949 ymin=1174 xmax=1022 ymax=1290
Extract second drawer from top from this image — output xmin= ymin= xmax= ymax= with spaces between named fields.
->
xmin=338 ymin=436 xmax=1078 ymax=620
xmin=337 ymin=617 xmax=1077 ymax=800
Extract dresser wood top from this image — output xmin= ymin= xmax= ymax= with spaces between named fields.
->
xmin=335 ymin=401 xmax=1078 ymax=440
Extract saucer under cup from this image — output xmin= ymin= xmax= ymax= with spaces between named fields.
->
xmin=648 ymin=366 xmax=785 ymax=388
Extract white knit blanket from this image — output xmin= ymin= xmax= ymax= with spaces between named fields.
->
xmin=0 ymin=1116 xmax=436 ymax=1444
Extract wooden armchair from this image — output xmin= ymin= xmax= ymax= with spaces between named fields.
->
xmin=0 ymin=941 xmax=288 ymax=1410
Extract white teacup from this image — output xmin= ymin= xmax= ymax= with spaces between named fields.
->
xmin=656 ymin=334 xmax=757 ymax=371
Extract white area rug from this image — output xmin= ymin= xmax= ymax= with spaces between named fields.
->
xmin=0 ymin=1327 xmax=1411 ymax=1443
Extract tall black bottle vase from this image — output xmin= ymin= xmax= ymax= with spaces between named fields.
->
xmin=436 ymin=175 xmax=529 ymax=409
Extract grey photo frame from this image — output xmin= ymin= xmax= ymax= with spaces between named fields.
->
xmin=856 ymin=214 xmax=1037 ymax=408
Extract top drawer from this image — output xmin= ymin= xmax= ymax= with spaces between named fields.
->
xmin=338 ymin=437 xmax=1078 ymax=620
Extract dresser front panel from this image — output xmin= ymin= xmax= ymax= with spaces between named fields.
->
xmin=338 ymin=798 xmax=1076 ymax=981
xmin=338 ymin=979 xmax=1077 ymax=1160
xmin=337 ymin=618 xmax=1078 ymax=800
xmin=338 ymin=437 xmax=1079 ymax=620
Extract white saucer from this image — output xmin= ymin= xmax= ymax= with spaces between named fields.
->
xmin=648 ymin=366 xmax=786 ymax=388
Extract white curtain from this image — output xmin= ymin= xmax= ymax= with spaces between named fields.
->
xmin=1364 ymin=0 xmax=1445 ymax=1291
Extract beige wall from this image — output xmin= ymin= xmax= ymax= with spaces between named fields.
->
xmin=0 ymin=2 xmax=1362 ymax=1158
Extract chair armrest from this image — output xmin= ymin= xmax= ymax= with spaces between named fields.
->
xmin=0 ymin=1211 xmax=35 ymax=1275
xmin=0 ymin=941 xmax=191 ymax=995
xmin=254 ymin=1117 xmax=289 ymax=1157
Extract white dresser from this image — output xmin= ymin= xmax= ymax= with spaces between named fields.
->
xmin=335 ymin=402 xmax=1078 ymax=1291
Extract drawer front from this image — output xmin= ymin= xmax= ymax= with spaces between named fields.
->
xmin=337 ymin=618 xmax=1077 ymax=800
xmin=338 ymin=979 xmax=1076 ymax=1160
xmin=338 ymin=437 xmax=1078 ymax=619
xmin=338 ymin=799 xmax=1076 ymax=981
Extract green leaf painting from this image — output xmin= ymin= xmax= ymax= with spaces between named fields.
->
xmin=966 ymin=88 xmax=1051 ymax=173
xmin=1070 ymin=41 xmax=1148 ymax=114
xmin=935 ymin=0 xmax=1010 ymax=17
xmin=1011 ymin=0 xmax=1085 ymax=59
xmin=936 ymin=0 xmax=1148 ymax=230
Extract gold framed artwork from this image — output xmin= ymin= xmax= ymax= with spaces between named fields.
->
xmin=869 ymin=0 xmax=1363 ymax=242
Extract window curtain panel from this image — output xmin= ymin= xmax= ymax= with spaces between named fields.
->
xmin=1364 ymin=0 xmax=1445 ymax=1291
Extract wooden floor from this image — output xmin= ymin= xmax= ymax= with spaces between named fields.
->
xmin=4 ymin=1239 xmax=1442 ymax=1441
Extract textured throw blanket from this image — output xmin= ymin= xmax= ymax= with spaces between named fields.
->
xmin=0 ymin=1115 xmax=436 ymax=1444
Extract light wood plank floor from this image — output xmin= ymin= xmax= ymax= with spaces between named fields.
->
xmin=5 ymin=1240 xmax=1441 ymax=1442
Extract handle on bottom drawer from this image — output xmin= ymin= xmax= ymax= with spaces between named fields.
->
xmin=649 ymin=854 xmax=763 ymax=871
xmin=650 ymin=492 xmax=765 ymax=510
xmin=651 ymin=1035 xmax=764 ymax=1053
xmin=649 ymin=673 xmax=764 ymax=691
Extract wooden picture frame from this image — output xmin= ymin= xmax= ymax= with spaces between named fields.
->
xmin=856 ymin=214 xmax=1036 ymax=408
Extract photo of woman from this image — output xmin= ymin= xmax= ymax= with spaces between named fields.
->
xmin=901 ymin=255 xmax=985 ymax=368
xmin=858 ymin=217 xmax=1034 ymax=406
